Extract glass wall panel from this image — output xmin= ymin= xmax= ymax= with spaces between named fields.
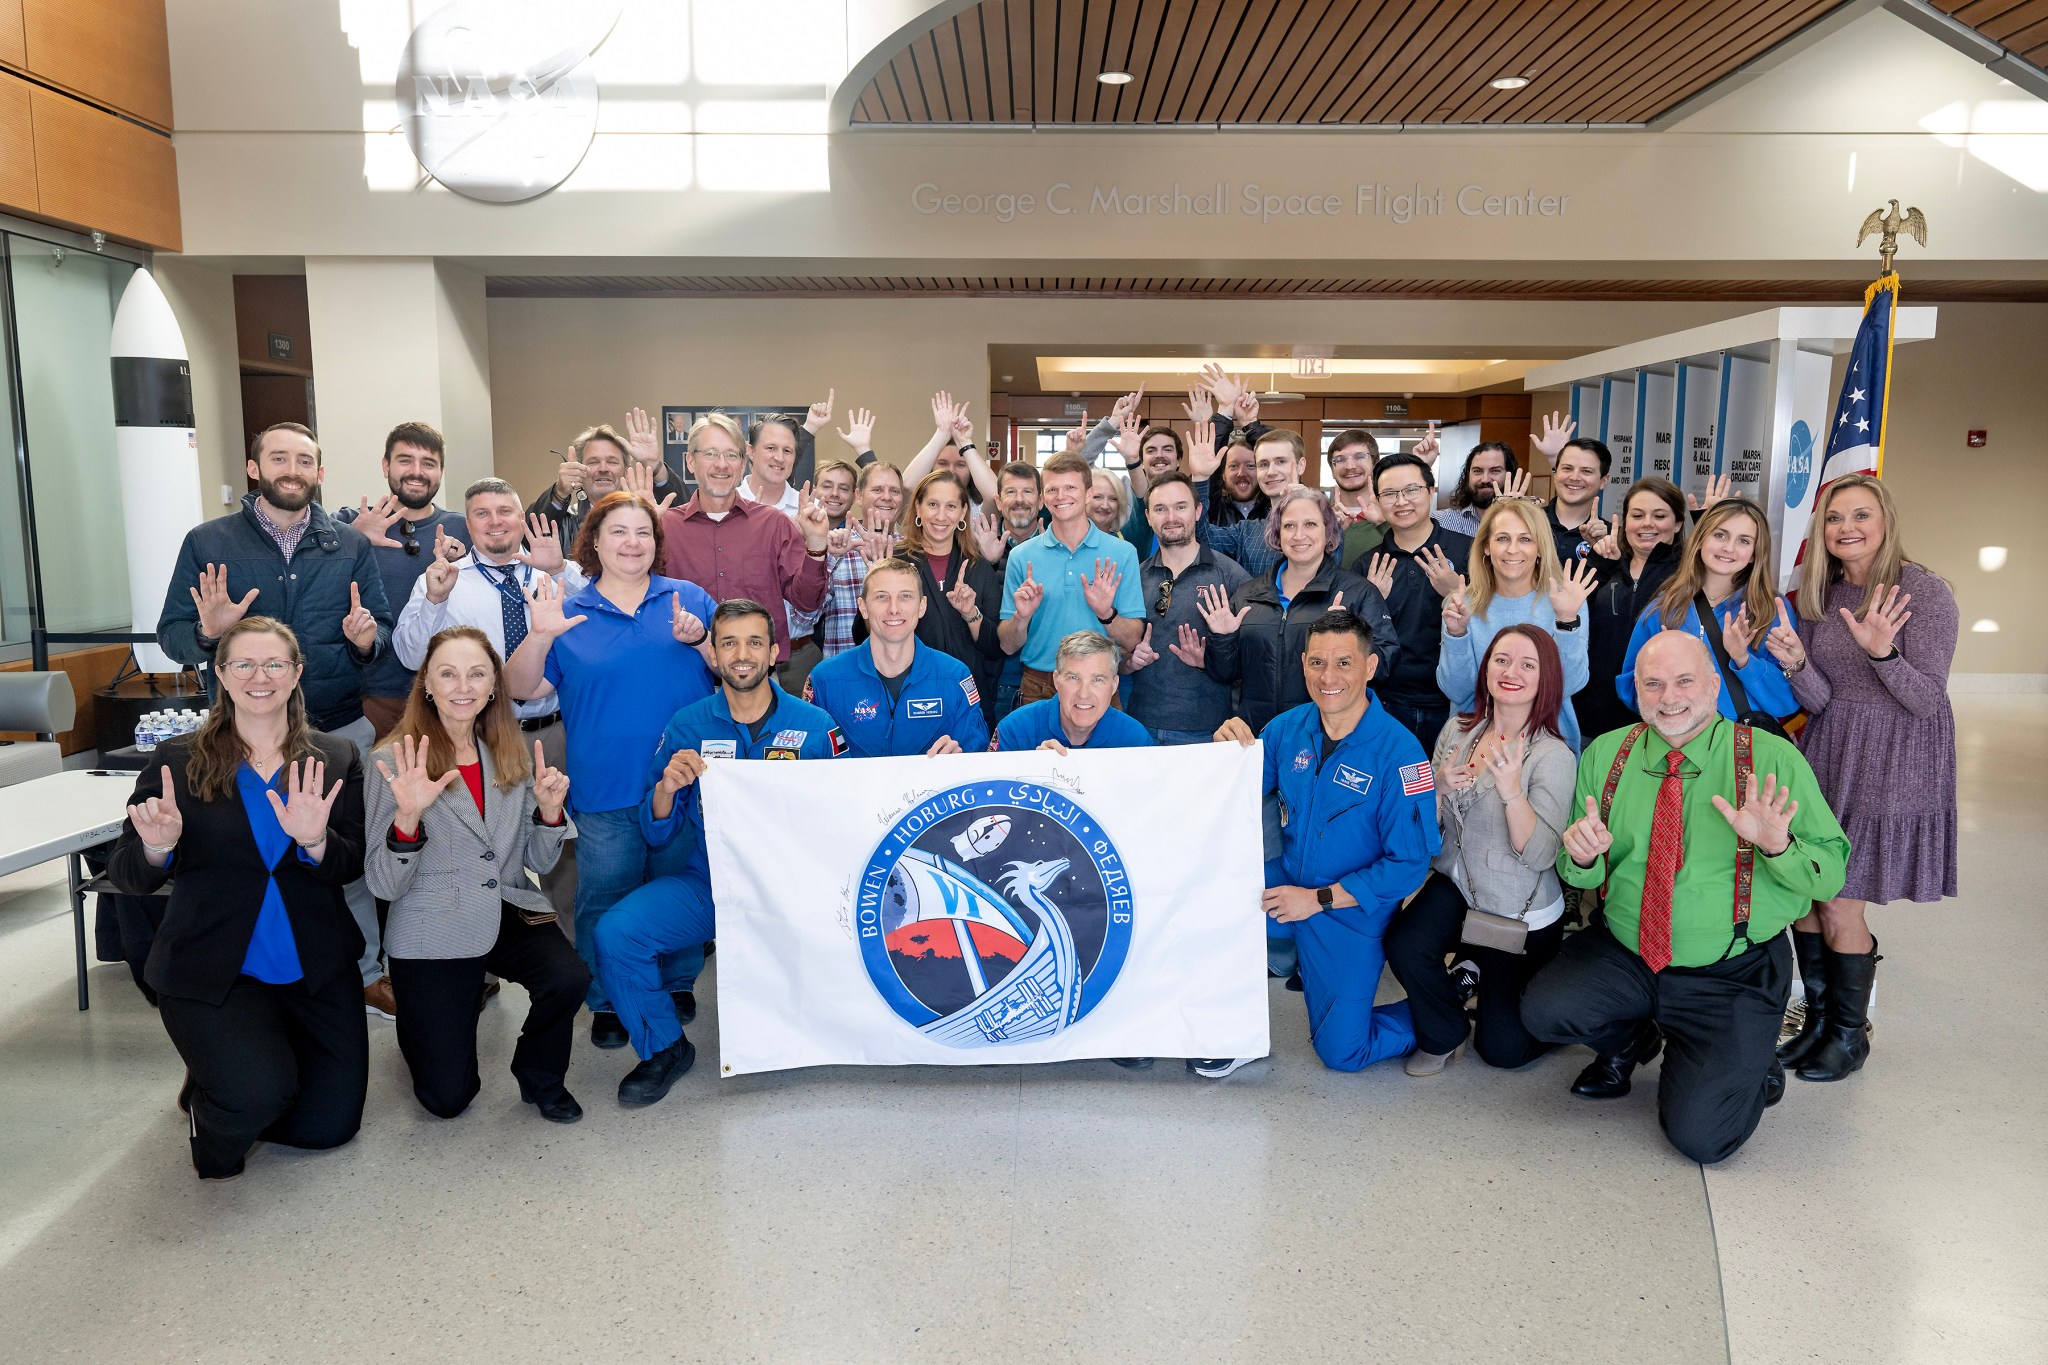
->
xmin=0 ymin=247 xmax=30 ymax=645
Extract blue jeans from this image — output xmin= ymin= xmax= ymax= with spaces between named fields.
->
xmin=1147 ymin=727 xmax=1213 ymax=746
xmin=994 ymin=656 xmax=1024 ymax=720
xmin=1377 ymin=696 xmax=1451 ymax=754
xmin=592 ymin=873 xmax=717 ymax=1059
xmin=572 ymin=806 xmax=705 ymax=1012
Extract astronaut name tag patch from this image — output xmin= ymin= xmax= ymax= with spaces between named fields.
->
xmin=1333 ymin=764 xmax=1373 ymax=795
xmin=700 ymin=740 xmax=738 ymax=759
xmin=906 ymin=698 xmax=943 ymax=720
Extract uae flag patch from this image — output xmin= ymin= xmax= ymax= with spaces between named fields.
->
xmin=1400 ymin=761 xmax=1435 ymax=795
xmin=827 ymin=727 xmax=848 ymax=757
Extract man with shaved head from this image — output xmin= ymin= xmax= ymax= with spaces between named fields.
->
xmin=1520 ymin=629 xmax=1849 ymax=1164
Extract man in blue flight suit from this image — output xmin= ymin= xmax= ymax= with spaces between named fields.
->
xmin=1205 ymin=607 xmax=1439 ymax=1078
xmin=803 ymin=557 xmax=989 ymax=756
xmin=590 ymin=598 xmax=843 ymax=1108
xmin=993 ymin=631 xmax=1153 ymax=753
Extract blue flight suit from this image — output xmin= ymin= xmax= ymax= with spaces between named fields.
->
xmin=993 ymin=698 xmax=1154 ymax=752
xmin=803 ymin=639 xmax=990 ymax=757
xmin=1261 ymin=699 xmax=1441 ymax=1071
xmin=590 ymin=684 xmax=843 ymax=1059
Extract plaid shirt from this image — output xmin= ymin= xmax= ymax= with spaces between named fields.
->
xmin=251 ymin=499 xmax=312 ymax=562
xmin=819 ymin=551 xmax=869 ymax=657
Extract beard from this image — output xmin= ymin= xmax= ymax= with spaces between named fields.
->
xmin=1470 ymin=484 xmax=1497 ymax=509
xmin=259 ymin=474 xmax=314 ymax=512
xmin=718 ymin=662 xmax=769 ymax=693
xmin=392 ymin=480 xmax=438 ymax=511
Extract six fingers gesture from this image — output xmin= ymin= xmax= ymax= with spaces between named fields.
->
xmin=376 ymin=734 xmax=461 ymax=829
xmin=191 ymin=563 xmax=259 ymax=639
xmin=266 ymin=757 xmax=343 ymax=849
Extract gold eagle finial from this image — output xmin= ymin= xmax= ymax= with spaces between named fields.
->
xmin=1856 ymin=199 xmax=1928 ymax=277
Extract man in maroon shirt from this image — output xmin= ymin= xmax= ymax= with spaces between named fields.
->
xmin=661 ymin=413 xmax=832 ymax=664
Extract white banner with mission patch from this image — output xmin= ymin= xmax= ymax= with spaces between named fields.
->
xmin=701 ymin=742 xmax=1269 ymax=1075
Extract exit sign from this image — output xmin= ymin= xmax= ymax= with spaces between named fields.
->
xmin=1294 ymin=357 xmax=1326 ymax=377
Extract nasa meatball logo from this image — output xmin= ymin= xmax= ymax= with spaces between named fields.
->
xmin=852 ymin=699 xmax=880 ymax=723
xmin=855 ymin=783 xmax=1133 ymax=1047
xmin=1293 ymin=749 xmax=1313 ymax=772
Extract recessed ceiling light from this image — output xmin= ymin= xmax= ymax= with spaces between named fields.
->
xmin=1097 ymin=70 xmax=1134 ymax=86
xmin=1490 ymin=75 xmax=1531 ymax=91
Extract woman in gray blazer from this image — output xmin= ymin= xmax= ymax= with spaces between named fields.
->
xmin=367 ymin=626 xmax=588 ymax=1123
xmin=1384 ymin=623 xmax=1578 ymax=1076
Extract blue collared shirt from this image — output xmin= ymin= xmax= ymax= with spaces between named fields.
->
xmin=234 ymin=762 xmax=313 ymax=984
xmin=543 ymin=574 xmax=718 ymax=814
xmin=803 ymin=639 xmax=990 ymax=758
xmin=640 ymin=683 xmax=845 ymax=854
xmin=993 ymin=698 xmax=1153 ymax=752
xmin=1000 ymin=523 xmax=1146 ymax=670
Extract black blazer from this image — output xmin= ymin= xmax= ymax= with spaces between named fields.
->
xmin=109 ymin=732 xmax=367 ymax=1006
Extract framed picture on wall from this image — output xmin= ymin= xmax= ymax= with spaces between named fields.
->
xmin=660 ymin=404 xmax=809 ymax=487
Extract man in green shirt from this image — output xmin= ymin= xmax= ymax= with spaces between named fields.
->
xmin=1522 ymin=631 xmax=1849 ymax=1164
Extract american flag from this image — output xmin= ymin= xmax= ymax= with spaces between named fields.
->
xmin=1792 ymin=273 xmax=1898 ymax=576
xmin=1400 ymin=761 xmax=1435 ymax=795
xmin=960 ymin=676 xmax=981 ymax=708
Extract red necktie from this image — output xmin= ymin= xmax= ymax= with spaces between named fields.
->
xmin=1638 ymin=749 xmax=1687 ymax=972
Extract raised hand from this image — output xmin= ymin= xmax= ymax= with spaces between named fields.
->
xmin=931 ymin=390 xmax=961 ymax=435
xmin=517 ymin=514 xmax=565 ymax=574
xmin=375 ymin=734 xmax=460 ymax=829
xmin=1011 ymin=564 xmax=1044 ymax=622
xmin=1842 ymin=584 xmax=1912 ymax=659
xmin=838 ymin=406 xmax=876 ymax=451
xmin=127 ymin=765 xmax=183 ymax=852
xmin=970 ymin=508 xmax=1005 ymax=562
xmin=655 ymin=746 xmax=707 ymax=797
xmin=946 ymin=574 xmax=981 ymax=622
xmin=1110 ymin=385 xmax=1145 ymax=424
xmin=525 ymin=574 xmax=587 ymax=639
xmin=1721 ymin=602 xmax=1755 ymax=669
xmin=1081 ymin=558 xmax=1122 ymax=619
xmin=1548 ymin=559 xmax=1597 ymax=623
xmin=1764 ymin=598 xmax=1805 ymax=671
xmin=620 ymin=461 xmax=677 ymax=513
xmin=1063 ymin=420 xmax=1088 ymax=455
xmin=1168 ymin=622 xmax=1207 ymax=669
xmin=1441 ymin=582 xmax=1472 ymax=637
xmin=857 ymin=516 xmax=898 ymax=563
xmin=1185 ymin=421 xmax=1221 ymax=480
xmin=1416 ymin=543 xmax=1464 ymax=597
xmin=422 ymin=530 xmax=461 ymax=603
xmin=553 ymin=458 xmax=587 ymax=501
xmin=1125 ymin=624 xmax=1160 ymax=671
xmin=670 ymin=591 xmax=707 ymax=645
xmin=1195 ymin=583 xmax=1248 ymax=635
xmin=1483 ymin=731 xmax=1527 ymax=801
xmin=1561 ymin=794 xmax=1613 ymax=868
xmin=1590 ymin=528 xmax=1622 ymax=560
xmin=1115 ymin=411 xmax=1144 ymax=467
xmin=1413 ymin=420 xmax=1440 ymax=463
xmin=1533 ymin=410 xmax=1577 ymax=459
xmin=624 ymin=406 xmax=661 ymax=465
xmin=1199 ymin=364 xmax=1244 ymax=412
xmin=266 ymin=756 xmax=343 ymax=850
xmin=804 ymin=388 xmax=835 ymax=435
xmin=951 ymin=404 xmax=975 ymax=446
xmin=351 ymin=494 xmax=405 ymax=548
xmin=1498 ymin=467 xmax=1534 ymax=501
xmin=191 ymin=563 xmax=258 ymax=639
xmin=1182 ymin=384 xmax=1214 ymax=427
xmin=1689 ymin=472 xmax=1735 ymax=512
xmin=1213 ymin=716 xmax=1256 ymax=746
xmin=531 ymin=739 xmax=569 ymax=822
xmin=342 ymin=581 xmax=379 ymax=651
xmin=796 ymin=483 xmax=832 ymax=550
xmin=1364 ymin=552 xmax=1396 ymax=600
xmin=1232 ymin=390 xmax=1260 ymax=425
xmin=1712 ymin=771 xmax=1797 ymax=856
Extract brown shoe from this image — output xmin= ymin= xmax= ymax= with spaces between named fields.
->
xmin=363 ymin=976 xmax=397 ymax=1020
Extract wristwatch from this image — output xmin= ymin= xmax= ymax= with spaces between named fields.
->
xmin=1555 ymin=616 xmax=1582 ymax=631
xmin=1315 ymin=886 xmax=1334 ymax=907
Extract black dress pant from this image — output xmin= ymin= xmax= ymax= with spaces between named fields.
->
xmin=1521 ymin=925 xmax=1791 ymax=1165
xmin=1384 ymin=872 xmax=1562 ymax=1065
xmin=157 ymin=970 xmax=369 ymax=1179
xmin=387 ymin=903 xmax=591 ymax=1119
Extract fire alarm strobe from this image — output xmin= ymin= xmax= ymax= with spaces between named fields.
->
xmin=1967 ymin=430 xmax=1987 ymax=448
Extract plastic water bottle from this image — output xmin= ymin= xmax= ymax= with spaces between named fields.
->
xmin=133 ymin=712 xmax=160 ymax=753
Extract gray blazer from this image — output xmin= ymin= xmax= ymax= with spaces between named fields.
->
xmin=1428 ymin=719 xmax=1576 ymax=920
xmin=365 ymin=744 xmax=574 ymax=960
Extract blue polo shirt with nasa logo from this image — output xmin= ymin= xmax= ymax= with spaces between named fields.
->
xmin=803 ymin=638 xmax=990 ymax=758
xmin=639 ymin=681 xmax=844 ymax=850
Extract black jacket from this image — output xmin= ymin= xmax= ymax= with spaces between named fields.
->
xmin=1578 ymin=539 xmax=1683 ymax=739
xmin=108 ymin=733 xmax=368 ymax=1006
xmin=156 ymin=496 xmax=392 ymax=731
xmin=855 ymin=549 xmax=1005 ymax=725
xmin=1355 ymin=525 xmax=1474 ymax=708
xmin=1205 ymin=557 xmax=1400 ymax=736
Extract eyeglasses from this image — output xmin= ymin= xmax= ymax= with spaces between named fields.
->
xmin=1154 ymin=580 xmax=1174 ymax=617
xmin=222 ymin=660 xmax=296 ymax=679
xmin=1378 ymin=484 xmax=1430 ymax=503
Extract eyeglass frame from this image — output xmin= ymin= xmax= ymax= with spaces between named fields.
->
xmin=1376 ymin=481 xmax=1432 ymax=504
xmin=220 ymin=659 xmax=300 ymax=680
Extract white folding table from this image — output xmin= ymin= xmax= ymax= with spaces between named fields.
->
xmin=0 ymin=769 xmax=144 ymax=1010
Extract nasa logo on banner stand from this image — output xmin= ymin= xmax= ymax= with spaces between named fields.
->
xmin=394 ymin=1 xmax=621 ymax=203
xmin=1783 ymin=420 xmax=1815 ymax=509
xmin=855 ymin=782 xmax=1134 ymax=1048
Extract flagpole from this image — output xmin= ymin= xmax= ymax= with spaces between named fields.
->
xmin=1869 ymin=272 xmax=1899 ymax=479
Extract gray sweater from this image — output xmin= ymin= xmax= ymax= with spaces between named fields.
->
xmin=1428 ymin=719 xmax=1576 ymax=929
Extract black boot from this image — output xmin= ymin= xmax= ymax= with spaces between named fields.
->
xmin=1797 ymin=939 xmax=1879 ymax=1082
xmin=1776 ymin=930 xmax=1828 ymax=1067
xmin=618 ymin=1035 xmax=697 ymax=1107
xmin=1570 ymin=1020 xmax=1662 ymax=1099
xmin=1763 ymin=1059 xmax=1786 ymax=1108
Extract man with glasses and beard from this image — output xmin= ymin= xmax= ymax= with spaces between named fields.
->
xmin=1354 ymin=453 xmax=1472 ymax=750
xmin=1434 ymin=441 xmax=1526 ymax=537
xmin=158 ymin=420 xmax=398 ymax=1017
xmin=1123 ymin=474 xmax=1249 ymax=745
xmin=334 ymin=422 xmax=471 ymax=738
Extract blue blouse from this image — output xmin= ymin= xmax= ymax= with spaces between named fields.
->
xmin=1617 ymin=594 xmax=1799 ymax=721
xmin=235 ymin=762 xmax=309 ymax=984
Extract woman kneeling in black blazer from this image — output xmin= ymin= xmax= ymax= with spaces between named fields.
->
xmin=112 ymin=617 xmax=368 ymax=1181
xmin=366 ymin=626 xmax=586 ymax=1124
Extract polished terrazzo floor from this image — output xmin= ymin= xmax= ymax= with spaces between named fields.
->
xmin=0 ymin=696 xmax=2040 ymax=1364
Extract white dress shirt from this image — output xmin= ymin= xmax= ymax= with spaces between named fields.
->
xmin=394 ymin=553 xmax=588 ymax=720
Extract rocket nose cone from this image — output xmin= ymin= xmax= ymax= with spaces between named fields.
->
xmin=111 ymin=270 xmax=188 ymax=362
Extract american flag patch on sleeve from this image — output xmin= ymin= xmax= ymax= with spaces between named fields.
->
xmin=960 ymin=676 xmax=981 ymax=707
xmin=1400 ymin=761 xmax=1435 ymax=795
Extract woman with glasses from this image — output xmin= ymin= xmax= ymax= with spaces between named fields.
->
xmin=110 ymin=618 xmax=369 ymax=1181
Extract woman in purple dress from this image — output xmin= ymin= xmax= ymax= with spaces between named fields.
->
xmin=1763 ymin=474 xmax=1957 ymax=1083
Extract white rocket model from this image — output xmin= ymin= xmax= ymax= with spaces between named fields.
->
xmin=110 ymin=270 xmax=205 ymax=675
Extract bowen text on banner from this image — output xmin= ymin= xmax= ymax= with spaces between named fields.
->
xmin=700 ymin=743 xmax=1270 ymax=1075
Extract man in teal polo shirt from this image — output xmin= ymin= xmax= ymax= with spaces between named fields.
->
xmin=998 ymin=452 xmax=1145 ymax=707
xmin=1522 ymin=630 xmax=1848 ymax=1164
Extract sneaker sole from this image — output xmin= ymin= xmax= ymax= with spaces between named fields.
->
xmin=364 ymin=1003 xmax=395 ymax=1020
xmin=1188 ymin=1058 xmax=1258 ymax=1079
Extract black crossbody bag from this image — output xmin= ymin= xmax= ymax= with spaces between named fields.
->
xmin=1695 ymin=592 xmax=1791 ymax=742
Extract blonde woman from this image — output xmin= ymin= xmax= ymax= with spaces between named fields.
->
xmin=1764 ymin=474 xmax=1957 ymax=1083
xmin=1435 ymin=498 xmax=1597 ymax=750
xmin=1088 ymin=468 xmax=1132 ymax=539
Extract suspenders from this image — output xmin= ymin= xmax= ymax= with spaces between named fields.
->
xmin=1597 ymin=721 xmax=1758 ymax=959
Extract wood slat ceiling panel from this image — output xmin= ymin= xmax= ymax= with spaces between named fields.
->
xmin=1935 ymin=0 xmax=2048 ymax=65
xmin=849 ymin=0 xmax=1857 ymax=125
xmin=485 ymin=275 xmax=2048 ymax=301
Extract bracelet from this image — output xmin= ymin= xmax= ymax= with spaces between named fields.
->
xmin=294 ymin=835 xmax=326 ymax=850
xmin=964 ymin=612 xmax=982 ymax=626
xmin=1872 ymin=646 xmax=1900 ymax=662
xmin=144 ymin=840 xmax=178 ymax=856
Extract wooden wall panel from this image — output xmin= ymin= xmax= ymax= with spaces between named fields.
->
xmin=28 ymin=85 xmax=180 ymax=249
xmin=0 ymin=70 xmax=35 ymax=214
xmin=233 ymin=275 xmax=314 ymax=375
xmin=0 ymin=0 xmax=25 ymax=71
xmin=20 ymin=0 xmax=172 ymax=130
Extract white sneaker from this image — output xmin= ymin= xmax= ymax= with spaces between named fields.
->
xmin=1404 ymin=1047 xmax=1457 ymax=1077
xmin=1186 ymin=1057 xmax=1257 ymax=1079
